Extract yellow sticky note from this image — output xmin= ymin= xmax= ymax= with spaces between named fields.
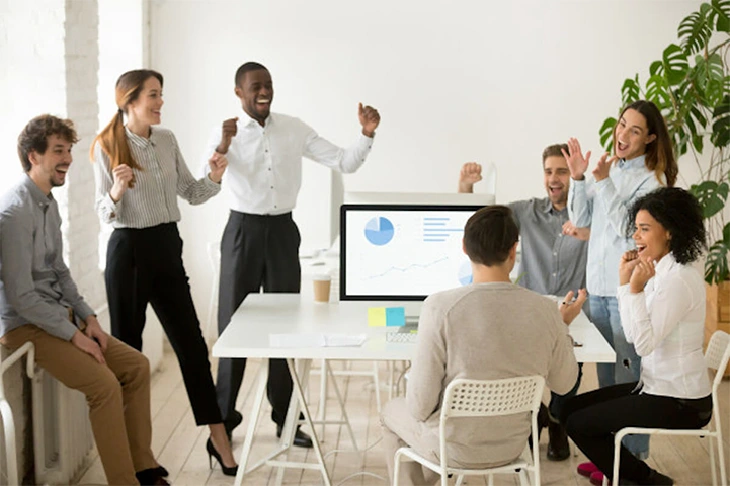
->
xmin=368 ymin=307 xmax=386 ymax=327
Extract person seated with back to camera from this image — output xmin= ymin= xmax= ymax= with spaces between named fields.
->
xmin=380 ymin=205 xmax=587 ymax=486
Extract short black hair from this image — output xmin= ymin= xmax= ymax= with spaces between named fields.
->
xmin=463 ymin=206 xmax=519 ymax=266
xmin=17 ymin=114 xmax=78 ymax=172
xmin=235 ymin=62 xmax=268 ymax=87
xmin=626 ymin=187 xmax=706 ymax=265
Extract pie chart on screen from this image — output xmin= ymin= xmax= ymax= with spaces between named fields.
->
xmin=364 ymin=217 xmax=395 ymax=246
xmin=458 ymin=261 xmax=473 ymax=286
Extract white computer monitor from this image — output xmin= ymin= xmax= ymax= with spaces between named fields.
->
xmin=340 ymin=204 xmax=484 ymax=301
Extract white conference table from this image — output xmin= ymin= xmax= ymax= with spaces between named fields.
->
xmin=213 ymin=293 xmax=615 ymax=485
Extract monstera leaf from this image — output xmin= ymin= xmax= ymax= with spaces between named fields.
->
xmin=690 ymin=180 xmax=729 ymax=218
xmin=678 ymin=3 xmax=713 ymax=55
xmin=712 ymin=95 xmax=730 ymax=147
xmin=708 ymin=0 xmax=730 ymax=32
xmin=706 ymin=241 xmax=730 ymax=284
xmin=599 ymin=117 xmax=617 ymax=153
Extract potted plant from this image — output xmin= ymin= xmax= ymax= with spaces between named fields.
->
xmin=597 ymin=0 xmax=729 ymax=343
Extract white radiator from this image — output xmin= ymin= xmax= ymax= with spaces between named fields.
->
xmin=32 ymin=372 xmax=93 ymax=485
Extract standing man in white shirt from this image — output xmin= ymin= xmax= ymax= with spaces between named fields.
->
xmin=204 ymin=61 xmax=381 ymax=446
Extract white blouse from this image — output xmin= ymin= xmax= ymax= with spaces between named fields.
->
xmin=617 ymin=253 xmax=712 ymax=399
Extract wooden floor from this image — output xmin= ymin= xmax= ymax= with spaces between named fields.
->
xmin=76 ymin=352 xmax=730 ymax=486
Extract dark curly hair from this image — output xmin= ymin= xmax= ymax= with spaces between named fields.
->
xmin=626 ymin=187 xmax=706 ymax=264
xmin=17 ymin=114 xmax=78 ymax=172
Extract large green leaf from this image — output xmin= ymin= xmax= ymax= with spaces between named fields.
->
xmin=645 ymin=74 xmax=672 ymax=109
xmin=599 ymin=117 xmax=616 ymax=153
xmin=662 ymin=44 xmax=689 ymax=86
xmin=678 ymin=4 xmax=713 ymax=54
xmin=711 ymin=95 xmax=730 ymax=147
xmin=621 ymin=76 xmax=640 ymax=105
xmin=722 ymin=222 xmax=730 ymax=245
xmin=690 ymin=180 xmax=729 ymax=218
xmin=705 ymin=241 xmax=730 ymax=284
xmin=709 ymin=0 xmax=730 ymax=32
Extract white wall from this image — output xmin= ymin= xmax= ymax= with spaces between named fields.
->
xmin=149 ymin=0 xmax=703 ymax=332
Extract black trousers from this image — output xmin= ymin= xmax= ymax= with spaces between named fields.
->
xmin=105 ymin=223 xmax=222 ymax=425
xmin=562 ymin=382 xmax=712 ymax=483
xmin=216 ymin=211 xmax=301 ymax=427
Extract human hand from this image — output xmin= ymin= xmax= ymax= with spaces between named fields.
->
xmin=562 ymin=221 xmax=590 ymax=241
xmin=83 ymin=315 xmax=108 ymax=353
xmin=562 ymin=138 xmax=590 ymax=180
xmin=216 ymin=117 xmax=238 ymax=154
xmin=559 ymin=289 xmax=588 ymax=325
xmin=458 ymin=162 xmax=482 ymax=193
xmin=592 ymin=153 xmax=619 ymax=182
xmin=358 ymin=103 xmax=380 ymax=137
xmin=110 ymin=164 xmax=134 ymax=202
xmin=208 ymin=152 xmax=229 ymax=183
xmin=619 ymin=250 xmax=640 ymax=286
xmin=629 ymin=256 xmax=656 ymax=293
xmin=71 ymin=330 xmax=105 ymax=364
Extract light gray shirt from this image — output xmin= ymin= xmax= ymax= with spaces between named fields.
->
xmin=0 ymin=175 xmax=94 ymax=340
xmin=407 ymin=282 xmax=579 ymax=466
xmin=509 ymin=198 xmax=588 ymax=296
xmin=93 ymin=127 xmax=221 ymax=228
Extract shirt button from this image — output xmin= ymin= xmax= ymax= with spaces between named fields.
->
xmin=553 ymin=252 xmax=558 ymax=256
xmin=270 ymin=186 xmax=274 ymax=189
xmin=552 ymin=272 xmax=557 ymax=277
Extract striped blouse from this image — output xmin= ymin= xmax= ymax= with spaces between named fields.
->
xmin=93 ymin=127 xmax=221 ymax=229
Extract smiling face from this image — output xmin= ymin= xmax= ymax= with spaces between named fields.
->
xmin=633 ymin=209 xmax=671 ymax=262
xmin=235 ymin=68 xmax=273 ymax=124
xmin=127 ymin=75 xmax=164 ymax=127
xmin=28 ymin=134 xmax=73 ymax=194
xmin=543 ymin=155 xmax=571 ymax=210
xmin=614 ymin=108 xmax=657 ymax=160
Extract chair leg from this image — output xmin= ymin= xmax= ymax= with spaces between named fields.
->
xmin=393 ymin=451 xmax=402 ymax=486
xmin=454 ymin=474 xmax=465 ymax=486
xmin=716 ymin=433 xmax=727 ymax=486
xmin=372 ymin=361 xmax=382 ymax=413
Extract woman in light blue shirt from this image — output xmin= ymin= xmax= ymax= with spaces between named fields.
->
xmin=563 ymin=100 xmax=678 ymax=477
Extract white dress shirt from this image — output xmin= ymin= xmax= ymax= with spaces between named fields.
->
xmin=617 ymin=253 xmax=712 ymax=399
xmin=568 ymin=155 xmax=664 ymax=296
xmin=203 ymin=111 xmax=373 ymax=215
xmin=93 ymin=127 xmax=221 ymax=229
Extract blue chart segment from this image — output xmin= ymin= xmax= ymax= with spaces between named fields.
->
xmin=364 ymin=217 xmax=395 ymax=246
xmin=458 ymin=261 xmax=473 ymax=286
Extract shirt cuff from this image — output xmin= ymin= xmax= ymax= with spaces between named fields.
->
xmin=358 ymin=133 xmax=374 ymax=149
xmin=203 ymin=173 xmax=222 ymax=188
xmin=57 ymin=320 xmax=80 ymax=341
xmin=74 ymin=302 xmax=96 ymax=322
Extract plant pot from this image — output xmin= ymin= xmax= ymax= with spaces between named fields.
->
xmin=705 ymin=281 xmax=730 ymax=377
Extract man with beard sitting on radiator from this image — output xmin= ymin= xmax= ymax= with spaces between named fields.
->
xmin=0 ymin=115 xmax=168 ymax=486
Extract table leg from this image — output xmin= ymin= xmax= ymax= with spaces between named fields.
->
xmin=234 ymin=363 xmax=268 ymax=486
xmin=287 ymin=358 xmax=332 ymax=486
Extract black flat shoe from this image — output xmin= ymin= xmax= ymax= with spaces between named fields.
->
xmin=546 ymin=419 xmax=570 ymax=461
xmin=153 ymin=466 xmax=169 ymax=477
xmin=276 ymin=424 xmax=313 ymax=449
xmin=206 ymin=437 xmax=239 ymax=476
xmin=136 ymin=468 xmax=170 ymax=485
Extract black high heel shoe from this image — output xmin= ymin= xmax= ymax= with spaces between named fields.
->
xmin=206 ymin=437 xmax=239 ymax=477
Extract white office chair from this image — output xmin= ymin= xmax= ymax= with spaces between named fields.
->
xmin=394 ymin=375 xmax=545 ymax=486
xmin=605 ymin=330 xmax=730 ymax=486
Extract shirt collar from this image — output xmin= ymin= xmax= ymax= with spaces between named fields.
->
xmin=125 ymin=126 xmax=156 ymax=148
xmin=541 ymin=197 xmax=566 ymax=215
xmin=654 ymin=252 xmax=677 ymax=277
xmin=22 ymin=174 xmax=54 ymax=207
xmin=240 ymin=109 xmax=272 ymax=128
xmin=617 ymin=154 xmax=646 ymax=169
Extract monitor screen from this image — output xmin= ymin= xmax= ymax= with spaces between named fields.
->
xmin=340 ymin=204 xmax=484 ymax=301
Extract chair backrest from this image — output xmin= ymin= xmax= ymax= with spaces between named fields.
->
xmin=437 ymin=375 xmax=545 ymax=474
xmin=705 ymin=330 xmax=730 ymax=394
xmin=441 ymin=376 xmax=545 ymax=421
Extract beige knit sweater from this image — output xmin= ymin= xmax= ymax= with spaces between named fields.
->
xmin=406 ymin=282 xmax=579 ymax=467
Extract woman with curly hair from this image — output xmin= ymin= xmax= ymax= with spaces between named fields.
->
xmin=562 ymin=187 xmax=712 ymax=486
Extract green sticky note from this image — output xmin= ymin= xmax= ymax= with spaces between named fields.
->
xmin=368 ymin=307 xmax=386 ymax=327
xmin=385 ymin=307 xmax=406 ymax=327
